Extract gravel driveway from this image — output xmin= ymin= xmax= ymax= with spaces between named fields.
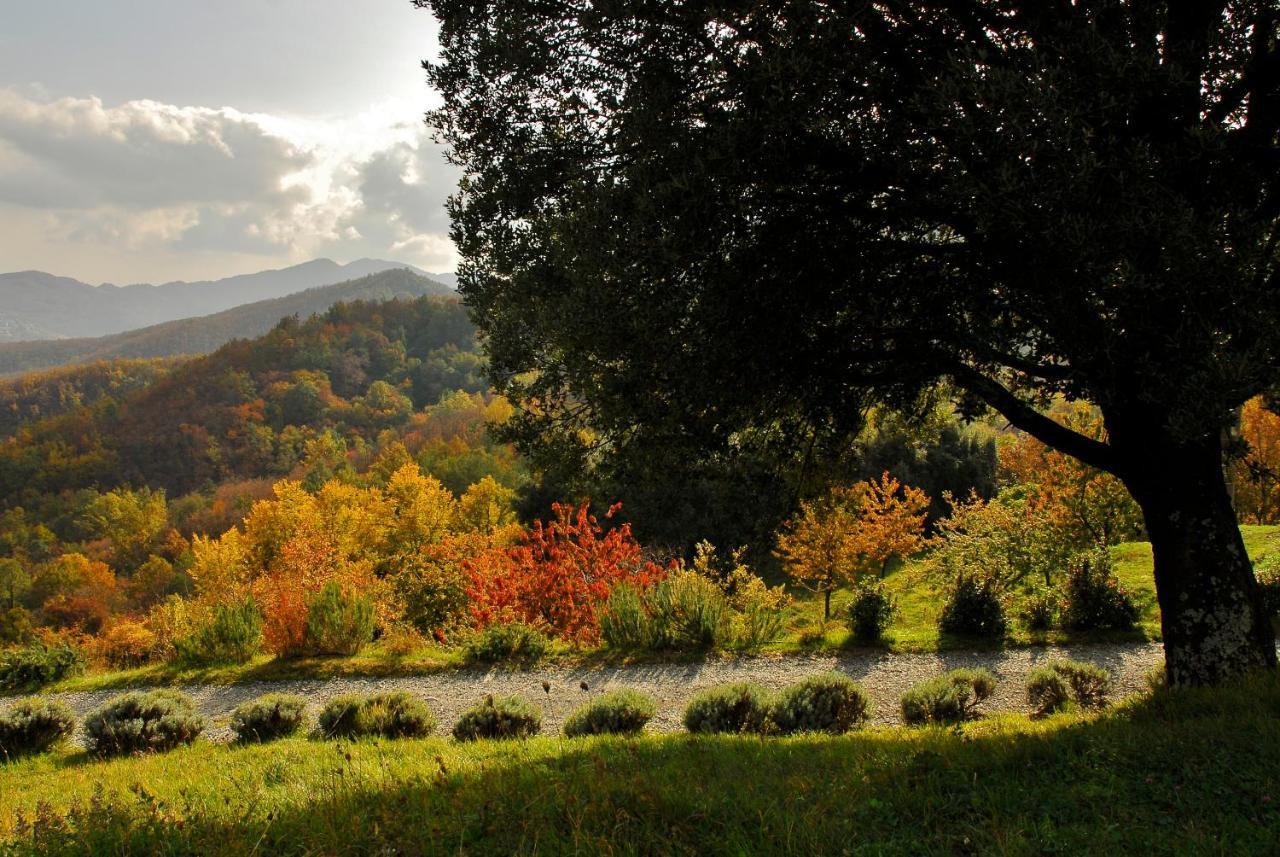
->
xmin=41 ymin=642 xmax=1166 ymax=744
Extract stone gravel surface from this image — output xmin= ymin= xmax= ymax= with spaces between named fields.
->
xmin=42 ymin=642 xmax=1166 ymax=744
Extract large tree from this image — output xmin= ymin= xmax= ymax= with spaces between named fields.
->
xmin=423 ymin=1 xmax=1280 ymax=684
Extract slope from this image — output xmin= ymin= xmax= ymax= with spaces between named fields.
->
xmin=0 ymin=268 xmax=453 ymax=377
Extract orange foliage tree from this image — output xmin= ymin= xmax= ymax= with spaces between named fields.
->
xmin=997 ymin=404 xmax=1143 ymax=546
xmin=464 ymin=502 xmax=666 ymax=643
xmin=775 ymin=474 xmax=931 ymax=620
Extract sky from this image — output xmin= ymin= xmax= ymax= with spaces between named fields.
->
xmin=0 ymin=0 xmax=460 ymax=284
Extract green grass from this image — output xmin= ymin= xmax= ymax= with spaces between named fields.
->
xmin=28 ymin=525 xmax=1280 ymax=694
xmin=2 ymin=672 xmax=1278 ymax=855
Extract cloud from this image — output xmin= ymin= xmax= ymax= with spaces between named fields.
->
xmin=0 ymin=89 xmax=460 ymax=279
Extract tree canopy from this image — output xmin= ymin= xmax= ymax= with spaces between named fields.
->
xmin=425 ymin=0 xmax=1280 ymax=684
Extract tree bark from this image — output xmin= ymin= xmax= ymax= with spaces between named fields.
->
xmin=824 ymin=589 xmax=831 ymax=622
xmin=1120 ymin=434 xmax=1277 ymax=686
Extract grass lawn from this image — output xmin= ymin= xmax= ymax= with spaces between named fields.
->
xmin=2 ymin=672 xmax=1277 ymax=855
xmin=38 ymin=525 xmax=1280 ymax=694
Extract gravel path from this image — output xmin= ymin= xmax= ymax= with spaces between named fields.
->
xmin=42 ymin=642 xmax=1166 ymax=744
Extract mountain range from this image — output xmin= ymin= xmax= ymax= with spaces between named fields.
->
xmin=0 ymin=268 xmax=455 ymax=377
xmin=0 ymin=258 xmax=457 ymax=343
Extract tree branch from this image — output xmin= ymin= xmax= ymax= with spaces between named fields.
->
xmin=948 ymin=364 xmax=1118 ymax=473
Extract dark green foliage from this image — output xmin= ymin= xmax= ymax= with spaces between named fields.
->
xmin=452 ymin=695 xmax=542 ymax=741
xmin=426 ymin=0 xmax=1280 ymax=684
xmin=563 ymin=689 xmax=656 ymax=738
xmin=1027 ymin=660 xmax=1112 ymax=716
xmin=1060 ymin=552 xmax=1140 ymax=631
xmin=304 ymin=583 xmax=375 ymax=656
xmin=318 ymin=692 xmax=435 ymax=740
xmin=464 ymin=623 xmax=550 ymax=665
xmin=939 ymin=577 xmax=1008 ymax=638
xmin=0 ymin=697 xmax=76 ymax=759
xmin=0 ymin=641 xmax=84 ymax=691
xmin=174 ymin=598 xmax=263 ymax=665
xmin=771 ymin=672 xmax=871 ymax=735
xmin=900 ymin=669 xmax=997 ymax=726
xmin=682 ymin=682 xmax=774 ymax=735
xmin=83 ymin=690 xmax=205 ymax=757
xmin=846 ymin=581 xmax=895 ymax=643
xmin=229 ymin=694 xmax=308 ymax=743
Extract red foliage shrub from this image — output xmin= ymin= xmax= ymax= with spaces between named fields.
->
xmin=465 ymin=503 xmax=667 ymax=643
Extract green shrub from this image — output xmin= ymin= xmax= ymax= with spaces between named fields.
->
xmin=304 ymin=582 xmax=375 ymax=656
xmin=464 ymin=623 xmax=551 ymax=665
xmin=1026 ymin=666 xmax=1070 ymax=716
xmin=452 ymin=694 xmax=542 ymax=741
xmin=229 ymin=693 xmax=308 ymax=743
xmin=1026 ymin=659 xmax=1111 ymax=715
xmin=600 ymin=584 xmax=652 ymax=649
xmin=83 ymin=690 xmax=205 ymax=757
xmin=771 ymin=672 xmax=871 ymax=735
xmin=173 ymin=598 xmax=263 ymax=665
xmin=0 ymin=698 xmax=76 ymax=759
xmin=0 ymin=641 xmax=85 ymax=691
xmin=317 ymin=691 xmax=434 ymax=739
xmin=900 ymin=668 xmax=997 ymax=725
xmin=682 ymin=682 xmax=774 ymax=734
xmin=317 ymin=691 xmax=435 ymax=739
xmin=646 ymin=571 xmax=730 ymax=650
xmin=731 ymin=597 xmax=787 ymax=650
xmin=1060 ymin=550 xmax=1139 ymax=631
xmin=1020 ymin=591 xmax=1058 ymax=631
xmin=939 ymin=577 xmax=1007 ymax=638
xmin=563 ymin=688 xmax=656 ymax=737
xmin=846 ymin=581 xmax=895 ymax=643
xmin=394 ymin=554 xmax=470 ymax=635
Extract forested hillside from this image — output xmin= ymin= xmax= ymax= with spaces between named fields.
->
xmin=0 ymin=359 xmax=178 ymax=437
xmin=0 ymin=295 xmax=491 ymax=511
xmin=0 ymin=269 xmax=451 ymax=377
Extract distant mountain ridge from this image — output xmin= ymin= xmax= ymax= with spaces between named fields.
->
xmin=0 ymin=268 xmax=454 ymax=377
xmin=0 ymin=258 xmax=455 ymax=342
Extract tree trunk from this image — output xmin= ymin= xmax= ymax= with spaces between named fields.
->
xmin=1121 ymin=435 xmax=1277 ymax=686
xmin=823 ymin=589 xmax=831 ymax=622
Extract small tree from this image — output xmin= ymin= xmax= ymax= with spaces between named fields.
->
xmin=852 ymin=473 xmax=932 ymax=578
xmin=775 ymin=487 xmax=862 ymax=621
xmin=777 ymin=476 xmax=930 ymax=620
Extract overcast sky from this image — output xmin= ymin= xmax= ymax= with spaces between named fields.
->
xmin=0 ymin=0 xmax=459 ymax=284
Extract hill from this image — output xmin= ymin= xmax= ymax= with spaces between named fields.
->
xmin=0 ymin=358 xmax=179 ymax=437
xmin=0 ymin=294 xmax=486 ymax=503
xmin=0 ymin=258 xmax=453 ymax=343
xmin=0 ymin=269 xmax=453 ymax=377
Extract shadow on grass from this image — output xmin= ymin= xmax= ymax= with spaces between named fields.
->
xmin=9 ymin=672 xmax=1279 ymax=856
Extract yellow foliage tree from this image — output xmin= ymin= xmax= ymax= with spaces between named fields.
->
xmin=456 ymin=475 xmax=517 ymax=533
xmin=1231 ymin=396 xmax=1280 ymax=524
